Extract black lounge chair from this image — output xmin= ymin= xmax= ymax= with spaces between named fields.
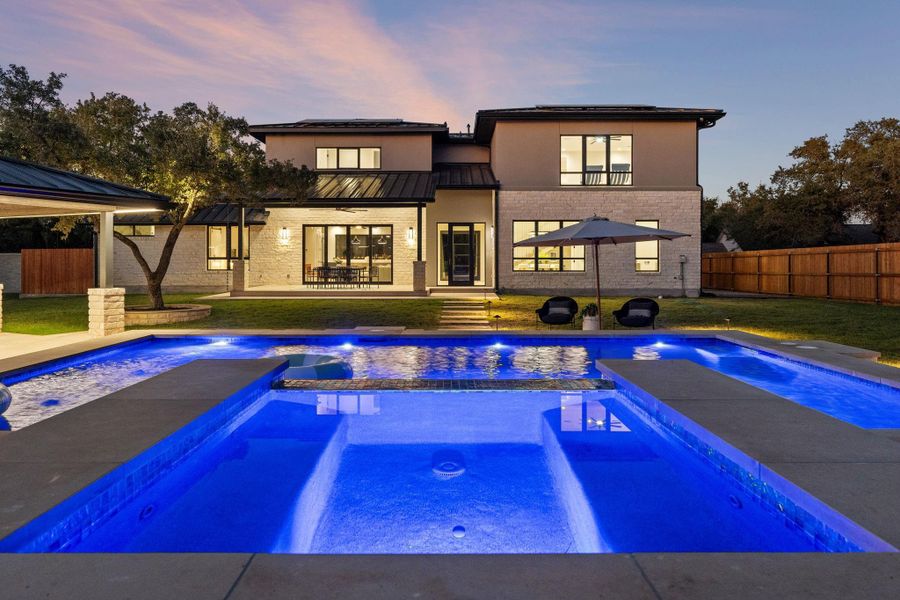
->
xmin=613 ymin=297 xmax=660 ymax=329
xmin=536 ymin=296 xmax=579 ymax=328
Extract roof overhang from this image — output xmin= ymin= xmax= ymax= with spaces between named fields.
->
xmin=0 ymin=193 xmax=166 ymax=220
xmin=472 ymin=105 xmax=726 ymax=143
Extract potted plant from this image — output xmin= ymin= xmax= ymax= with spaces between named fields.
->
xmin=581 ymin=303 xmax=600 ymax=331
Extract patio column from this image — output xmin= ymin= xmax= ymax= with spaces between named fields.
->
xmin=88 ymin=287 xmax=125 ymax=337
xmin=232 ymin=204 xmax=248 ymax=292
xmin=413 ymin=203 xmax=426 ymax=293
xmin=96 ymin=211 xmax=114 ymax=288
xmin=0 ymin=283 xmax=4 ymax=332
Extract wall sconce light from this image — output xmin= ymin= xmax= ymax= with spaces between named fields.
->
xmin=490 ymin=226 xmax=495 ymax=240
xmin=406 ymin=227 xmax=415 ymax=247
xmin=279 ymin=227 xmax=291 ymax=245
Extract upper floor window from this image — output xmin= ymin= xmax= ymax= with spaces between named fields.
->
xmin=560 ymin=135 xmax=632 ymax=186
xmin=316 ymin=147 xmax=381 ymax=170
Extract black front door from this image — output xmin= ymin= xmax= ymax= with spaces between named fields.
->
xmin=446 ymin=223 xmax=475 ymax=286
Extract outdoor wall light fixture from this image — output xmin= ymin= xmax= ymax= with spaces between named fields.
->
xmin=407 ymin=227 xmax=415 ymax=247
xmin=279 ymin=227 xmax=291 ymax=244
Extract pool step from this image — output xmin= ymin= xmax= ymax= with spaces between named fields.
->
xmin=278 ymin=378 xmax=615 ymax=391
xmin=438 ymin=299 xmax=491 ymax=331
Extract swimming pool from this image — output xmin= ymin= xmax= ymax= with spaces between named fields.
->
xmin=2 ymin=334 xmax=899 ymax=429
xmin=1 ymin=388 xmax=889 ymax=554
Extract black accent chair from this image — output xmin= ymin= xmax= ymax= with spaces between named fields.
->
xmin=613 ymin=297 xmax=660 ymax=329
xmin=536 ymin=296 xmax=579 ymax=328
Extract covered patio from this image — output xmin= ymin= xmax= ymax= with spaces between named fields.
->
xmin=0 ymin=157 xmax=169 ymax=335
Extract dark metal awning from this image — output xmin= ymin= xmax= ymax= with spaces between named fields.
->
xmin=434 ymin=163 xmax=499 ymax=189
xmin=115 ymin=203 xmax=269 ymax=225
xmin=0 ymin=156 xmax=170 ymax=210
xmin=266 ymin=171 xmax=436 ymax=208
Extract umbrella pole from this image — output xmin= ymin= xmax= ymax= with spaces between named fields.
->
xmin=593 ymin=242 xmax=602 ymax=329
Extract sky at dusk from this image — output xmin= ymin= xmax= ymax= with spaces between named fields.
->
xmin=1 ymin=0 xmax=899 ymax=199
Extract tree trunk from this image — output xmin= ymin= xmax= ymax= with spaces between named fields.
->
xmin=113 ymin=218 xmax=188 ymax=310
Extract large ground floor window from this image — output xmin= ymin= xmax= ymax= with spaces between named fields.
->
xmin=512 ymin=220 xmax=584 ymax=272
xmin=303 ymin=225 xmax=393 ymax=284
xmin=207 ymin=225 xmax=249 ymax=270
xmin=635 ymin=220 xmax=659 ymax=272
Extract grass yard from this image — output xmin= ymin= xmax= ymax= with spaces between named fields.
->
xmin=1 ymin=292 xmax=898 ymax=365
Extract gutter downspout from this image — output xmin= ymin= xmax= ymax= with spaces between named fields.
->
xmin=493 ymin=187 xmax=500 ymax=294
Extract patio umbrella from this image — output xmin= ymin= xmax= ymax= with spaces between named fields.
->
xmin=513 ymin=217 xmax=690 ymax=327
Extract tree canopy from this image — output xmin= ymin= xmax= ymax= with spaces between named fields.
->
xmin=0 ymin=64 xmax=316 ymax=308
xmin=704 ymin=119 xmax=900 ymax=250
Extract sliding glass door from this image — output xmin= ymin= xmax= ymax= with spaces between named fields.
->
xmin=303 ymin=225 xmax=393 ymax=284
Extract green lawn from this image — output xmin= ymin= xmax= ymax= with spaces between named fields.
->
xmin=2 ymin=292 xmax=898 ymax=365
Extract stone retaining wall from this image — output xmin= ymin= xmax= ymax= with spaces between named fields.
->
xmin=125 ymin=304 xmax=211 ymax=326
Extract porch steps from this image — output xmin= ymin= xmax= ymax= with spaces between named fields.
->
xmin=438 ymin=299 xmax=492 ymax=331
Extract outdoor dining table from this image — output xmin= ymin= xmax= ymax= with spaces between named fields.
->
xmin=312 ymin=265 xmax=368 ymax=288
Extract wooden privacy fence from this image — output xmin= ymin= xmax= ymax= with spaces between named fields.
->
xmin=702 ymin=242 xmax=900 ymax=305
xmin=21 ymin=248 xmax=95 ymax=295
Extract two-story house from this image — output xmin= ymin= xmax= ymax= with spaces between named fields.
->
xmin=113 ymin=105 xmax=724 ymax=296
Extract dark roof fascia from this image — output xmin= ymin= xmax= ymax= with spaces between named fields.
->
xmin=249 ymin=123 xmax=450 ymax=143
xmin=472 ymin=107 xmax=727 ymax=143
xmin=262 ymin=199 xmax=434 ymax=208
xmin=433 ymin=163 xmax=500 ymax=190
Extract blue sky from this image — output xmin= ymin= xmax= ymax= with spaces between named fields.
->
xmin=1 ymin=0 xmax=898 ymax=198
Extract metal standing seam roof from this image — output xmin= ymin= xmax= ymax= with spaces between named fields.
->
xmin=114 ymin=203 xmax=269 ymax=225
xmin=0 ymin=156 xmax=170 ymax=206
xmin=292 ymin=171 xmax=437 ymax=205
xmin=433 ymin=163 xmax=499 ymax=189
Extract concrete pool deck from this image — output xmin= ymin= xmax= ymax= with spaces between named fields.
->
xmin=0 ymin=330 xmax=899 ymax=598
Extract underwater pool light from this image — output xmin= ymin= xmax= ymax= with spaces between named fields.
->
xmin=341 ymin=342 xmax=354 ymax=350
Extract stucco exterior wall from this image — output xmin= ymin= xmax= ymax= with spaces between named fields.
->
xmin=264 ymin=134 xmax=433 ymax=171
xmin=432 ymin=143 xmax=490 ymax=164
xmin=425 ymin=189 xmax=495 ymax=287
xmin=0 ymin=253 xmax=22 ymax=294
xmin=490 ymin=120 xmax=698 ymax=190
xmin=497 ymin=189 xmax=701 ymax=296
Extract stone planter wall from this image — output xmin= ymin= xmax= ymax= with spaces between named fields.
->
xmin=125 ymin=304 xmax=212 ymax=327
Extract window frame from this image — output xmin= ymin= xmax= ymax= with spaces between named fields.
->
xmin=512 ymin=220 xmax=585 ymax=272
xmin=559 ymin=135 xmax=632 ymax=187
xmin=113 ymin=224 xmax=156 ymax=237
xmin=315 ymin=146 xmax=382 ymax=170
xmin=206 ymin=225 xmax=250 ymax=271
xmin=301 ymin=224 xmax=394 ymax=285
xmin=634 ymin=219 xmax=660 ymax=273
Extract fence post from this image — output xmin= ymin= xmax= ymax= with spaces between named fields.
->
xmin=874 ymin=247 xmax=881 ymax=304
xmin=825 ymin=250 xmax=832 ymax=299
xmin=787 ymin=252 xmax=792 ymax=296
xmin=756 ymin=254 xmax=761 ymax=293
xmin=730 ymin=254 xmax=736 ymax=291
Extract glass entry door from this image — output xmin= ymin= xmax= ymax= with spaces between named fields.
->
xmin=443 ymin=223 xmax=476 ymax=286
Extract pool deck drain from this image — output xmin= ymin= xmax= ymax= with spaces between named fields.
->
xmin=277 ymin=378 xmax=614 ymax=390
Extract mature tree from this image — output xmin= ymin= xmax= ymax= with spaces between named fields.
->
xmin=112 ymin=102 xmax=315 ymax=310
xmin=1 ymin=65 xmax=316 ymax=307
xmin=838 ymin=118 xmax=900 ymax=241
xmin=0 ymin=64 xmax=85 ymax=165
xmin=701 ymin=196 xmax=725 ymax=243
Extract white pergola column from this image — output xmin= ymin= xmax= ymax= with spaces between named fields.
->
xmin=96 ymin=211 xmax=115 ymax=288
xmin=0 ymin=283 xmax=4 ymax=332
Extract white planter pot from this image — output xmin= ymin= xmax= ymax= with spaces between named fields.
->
xmin=582 ymin=315 xmax=600 ymax=331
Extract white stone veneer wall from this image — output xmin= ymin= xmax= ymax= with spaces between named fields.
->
xmin=113 ymin=207 xmax=420 ymax=292
xmin=497 ymin=189 xmax=701 ymax=296
xmin=0 ymin=253 xmax=21 ymax=294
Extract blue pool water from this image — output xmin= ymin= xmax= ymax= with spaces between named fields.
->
xmin=3 ymin=335 xmax=899 ymax=429
xmin=3 ymin=389 xmax=886 ymax=553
